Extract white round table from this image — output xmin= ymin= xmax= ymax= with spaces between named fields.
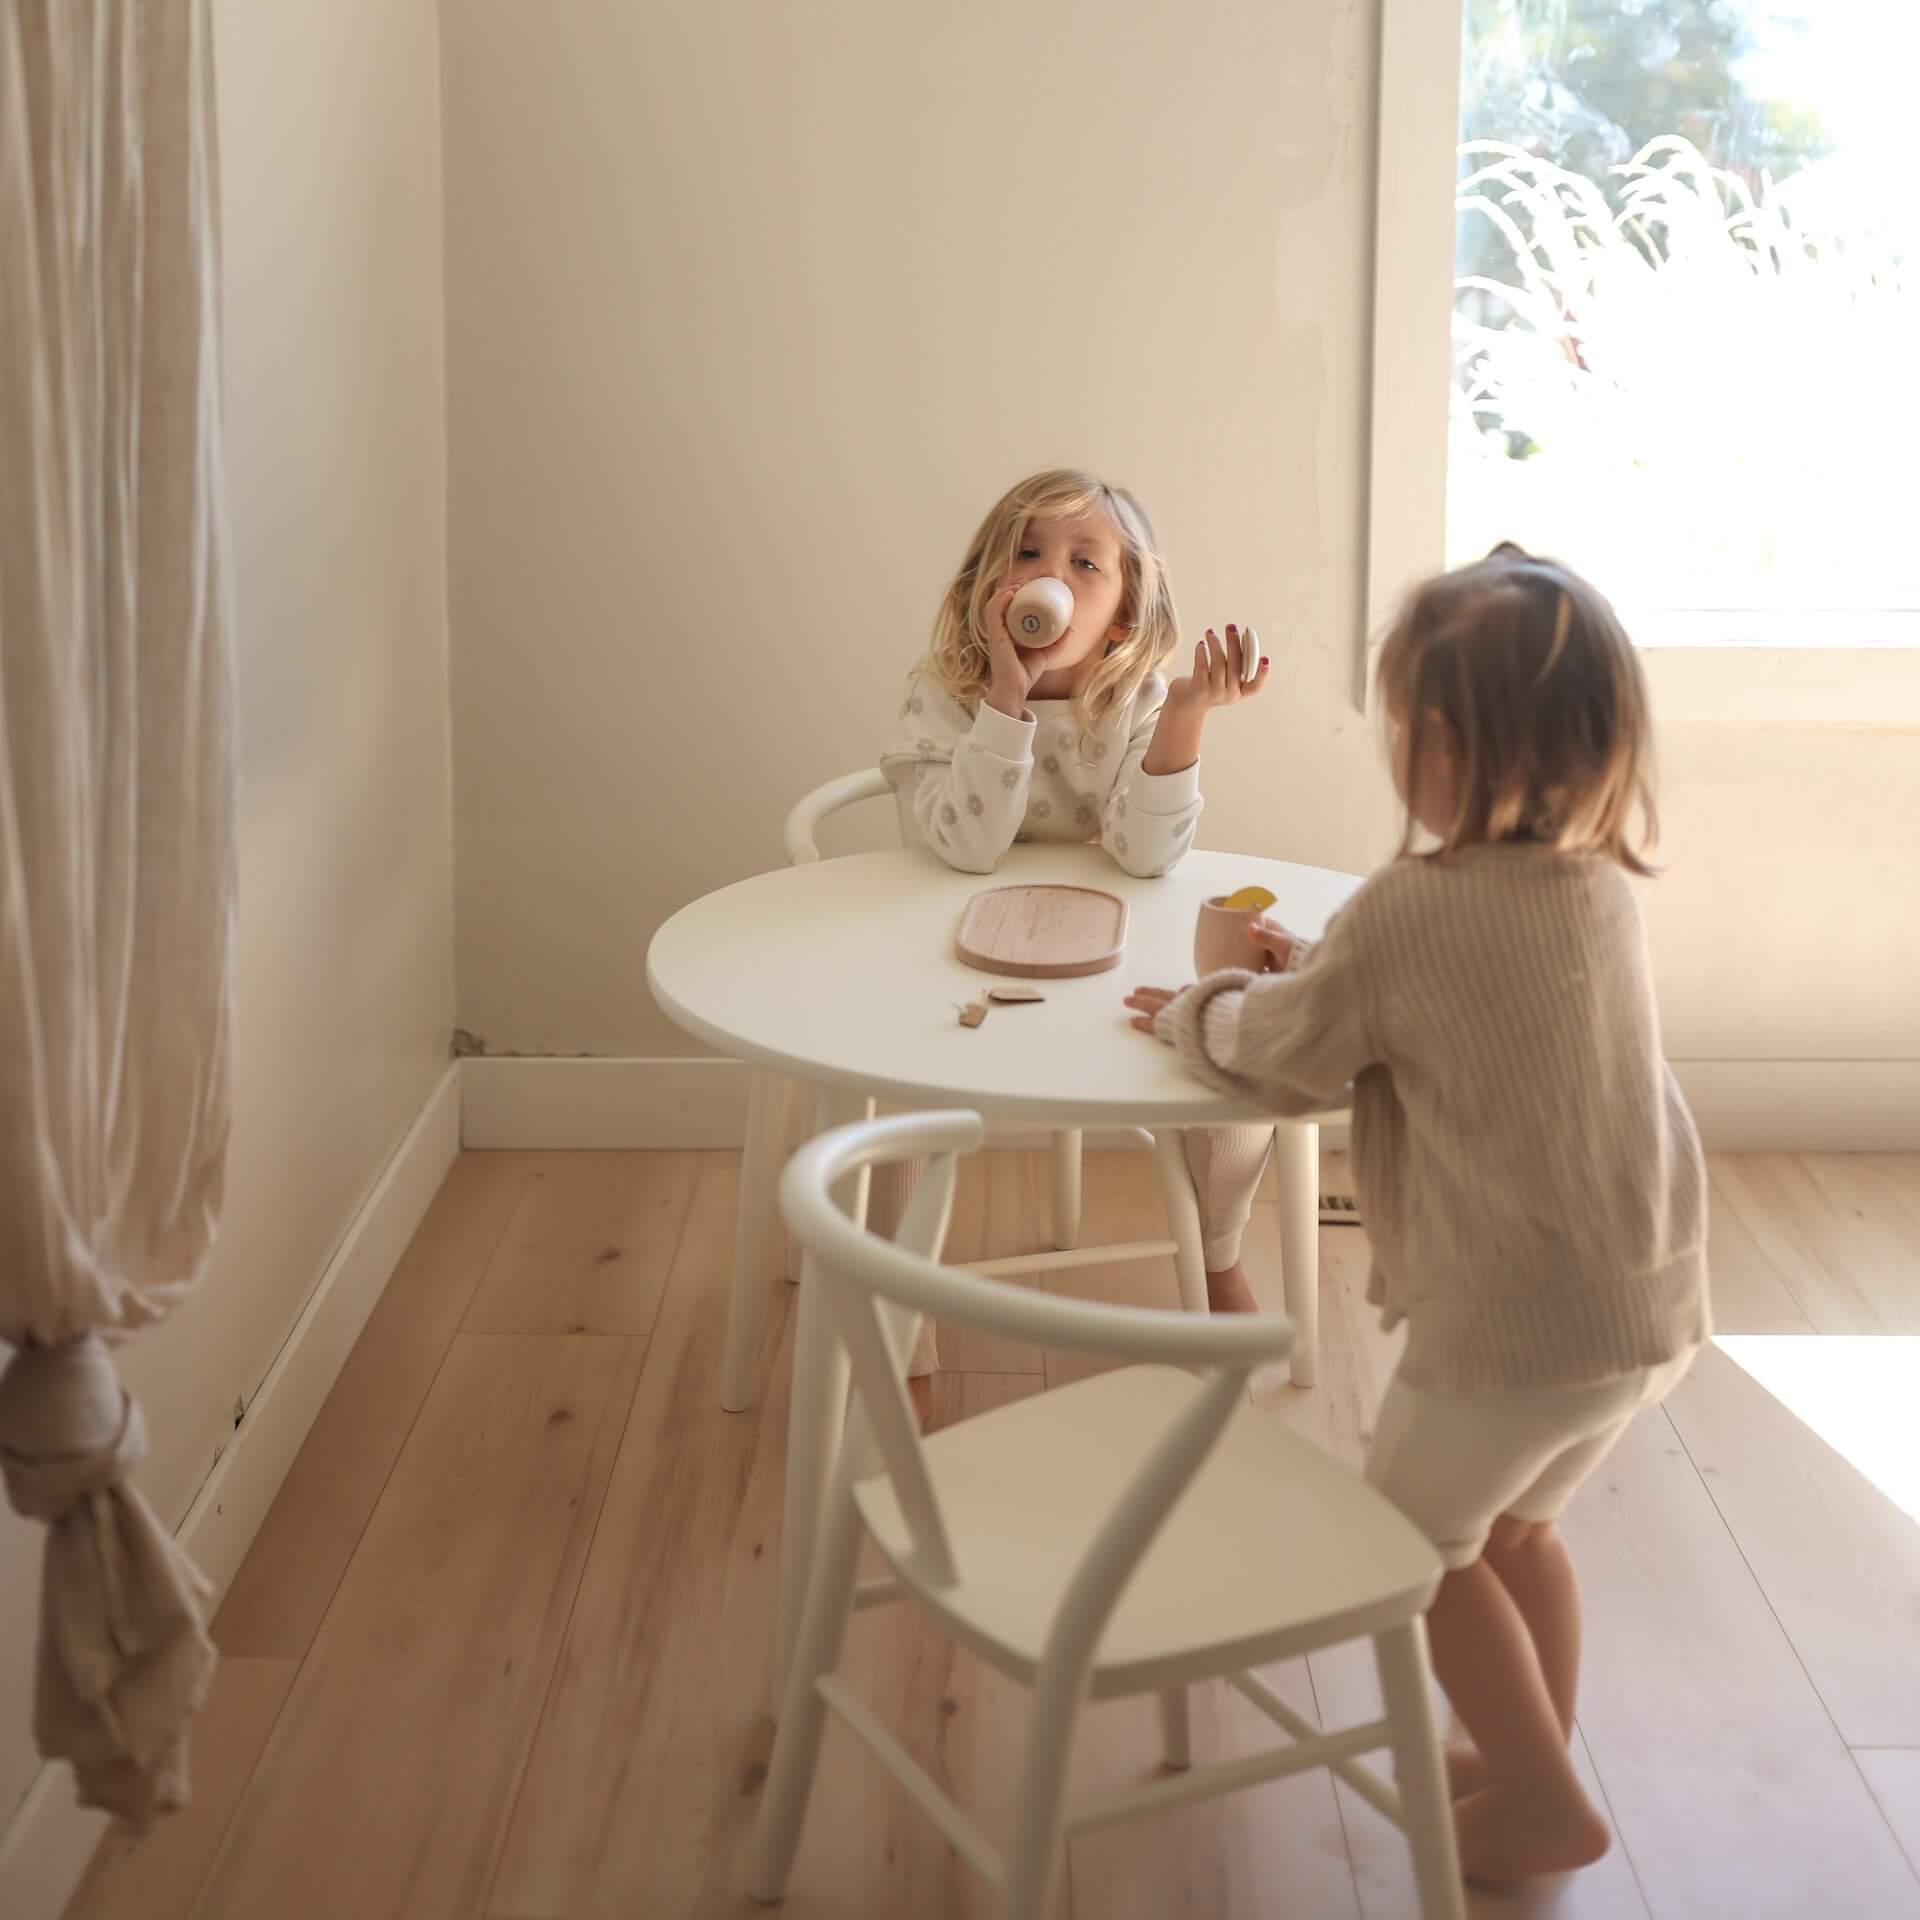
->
xmin=647 ymin=843 xmax=1360 ymax=1702
xmin=648 ymin=844 xmax=1359 ymax=1129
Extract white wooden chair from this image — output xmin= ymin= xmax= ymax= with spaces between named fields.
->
xmin=751 ymin=1110 xmax=1464 ymax=1920
xmin=724 ymin=768 xmax=1154 ymax=1412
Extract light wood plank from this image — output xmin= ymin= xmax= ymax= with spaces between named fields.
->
xmin=1713 ymin=1154 xmax=1920 ymax=1334
xmin=215 ymin=1151 xmax=538 ymax=1656
xmin=1666 ymin=1338 xmax=1920 ymax=1746
xmin=1856 ymin=1750 xmax=1920 ymax=1884
xmin=1799 ymin=1154 xmax=1920 ymax=1322
xmin=1702 ymin=1158 xmax=1816 ymax=1335
xmin=1863 ymin=1156 xmax=1920 ymax=1236
xmin=487 ymin=1159 xmax=796 ymax=1919
xmin=1559 ymin=1403 xmax=1918 ymax=1916
xmin=1308 ymin=1638 xmax=1650 ymax=1920
xmin=463 ymin=1149 xmax=698 ymax=1335
xmin=1066 ymin=1662 xmax=1363 ymax=1920
xmin=64 ymin=1659 xmax=298 ymax=1920
xmin=192 ymin=1331 xmax=644 ymax=1920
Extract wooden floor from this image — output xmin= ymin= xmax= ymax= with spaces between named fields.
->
xmin=67 ymin=1149 xmax=1920 ymax=1919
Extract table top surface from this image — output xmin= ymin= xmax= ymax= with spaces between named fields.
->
xmin=646 ymin=845 xmax=1362 ymax=1127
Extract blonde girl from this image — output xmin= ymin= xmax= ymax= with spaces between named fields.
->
xmin=879 ymin=468 xmax=1278 ymax=1420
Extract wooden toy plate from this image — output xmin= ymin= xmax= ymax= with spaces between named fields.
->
xmin=955 ymin=884 xmax=1128 ymax=979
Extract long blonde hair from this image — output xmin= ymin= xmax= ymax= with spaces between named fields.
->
xmin=1376 ymin=543 xmax=1659 ymax=875
xmin=924 ymin=469 xmax=1180 ymax=737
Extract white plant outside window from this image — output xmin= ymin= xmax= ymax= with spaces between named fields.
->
xmin=1363 ymin=0 xmax=1920 ymax=717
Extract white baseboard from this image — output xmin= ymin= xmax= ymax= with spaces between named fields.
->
xmin=0 ymin=1776 xmax=105 ymax=1920
xmin=1671 ymin=1059 xmax=1920 ymax=1151
xmin=175 ymin=1064 xmax=463 ymax=1597
xmin=455 ymin=1053 xmax=1918 ymax=1153
xmin=0 ymin=1065 xmax=462 ymax=1920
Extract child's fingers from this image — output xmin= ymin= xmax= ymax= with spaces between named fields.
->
xmin=1247 ymin=923 xmax=1297 ymax=969
xmin=1129 ymin=1014 xmax=1158 ymax=1033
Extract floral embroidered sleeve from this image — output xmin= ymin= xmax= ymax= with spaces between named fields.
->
xmin=1099 ymin=685 xmax=1203 ymax=877
xmin=878 ymin=673 xmax=1033 ymax=873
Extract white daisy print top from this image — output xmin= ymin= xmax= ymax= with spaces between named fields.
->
xmin=879 ymin=671 xmax=1203 ymax=878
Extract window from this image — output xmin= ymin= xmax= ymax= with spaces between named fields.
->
xmin=1364 ymin=0 xmax=1920 ymax=709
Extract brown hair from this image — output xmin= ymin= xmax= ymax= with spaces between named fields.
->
xmin=1375 ymin=544 xmax=1658 ymax=875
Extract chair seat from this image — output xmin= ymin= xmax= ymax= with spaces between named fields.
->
xmin=855 ymin=1365 xmax=1442 ymax=1696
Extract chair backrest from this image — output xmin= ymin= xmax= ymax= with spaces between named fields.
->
xmin=784 ymin=769 xmax=896 ymax=866
xmin=781 ymin=1112 xmax=1295 ymax=1621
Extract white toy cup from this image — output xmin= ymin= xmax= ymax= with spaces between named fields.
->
xmin=1008 ymin=577 xmax=1073 ymax=649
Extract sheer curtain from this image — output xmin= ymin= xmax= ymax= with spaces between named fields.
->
xmin=0 ymin=0 xmax=234 ymax=1829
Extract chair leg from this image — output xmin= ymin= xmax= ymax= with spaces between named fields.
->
xmin=1157 ymin=1685 xmax=1192 ymax=1771
xmin=723 ymin=1067 xmax=787 ymax=1412
xmin=1002 ymin=1660 xmax=1090 ymax=1920
xmin=1375 ymin=1619 xmax=1466 ymax=1920
xmin=751 ymin=1477 xmax=867 ymax=1904
xmin=1049 ymin=1128 xmax=1083 ymax=1250
xmin=1272 ymin=1120 xmax=1320 ymax=1385
xmin=1150 ymin=1130 xmax=1211 ymax=1318
xmin=772 ymin=1088 xmax=873 ymax=1713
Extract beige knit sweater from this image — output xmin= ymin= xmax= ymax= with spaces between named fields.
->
xmin=1159 ymin=845 xmax=1710 ymax=1393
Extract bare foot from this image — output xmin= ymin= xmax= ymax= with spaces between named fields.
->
xmin=1453 ymin=1785 xmax=1611 ymax=1885
xmin=1443 ymin=1739 xmax=1490 ymax=1801
xmin=1206 ymin=1262 xmax=1259 ymax=1315
xmin=907 ymin=1373 xmax=935 ymax=1432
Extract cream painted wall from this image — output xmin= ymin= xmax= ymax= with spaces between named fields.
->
xmin=1 ymin=0 xmax=453 ymax=1826
xmin=442 ymin=0 xmax=1920 ymax=1072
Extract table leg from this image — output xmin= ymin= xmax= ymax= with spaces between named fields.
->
xmin=1272 ymin=1120 xmax=1320 ymax=1386
xmin=773 ymin=1086 xmax=874 ymax=1715
xmin=1049 ymin=1128 xmax=1083 ymax=1250
xmin=1151 ymin=1130 xmax=1211 ymax=1319
xmin=722 ymin=1067 xmax=793 ymax=1412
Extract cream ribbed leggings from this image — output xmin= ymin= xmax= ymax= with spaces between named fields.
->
xmin=872 ymin=1123 xmax=1277 ymax=1378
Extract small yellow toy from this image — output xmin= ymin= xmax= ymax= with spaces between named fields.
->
xmin=1220 ymin=884 xmax=1277 ymax=912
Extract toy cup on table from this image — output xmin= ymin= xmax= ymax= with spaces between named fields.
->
xmin=1193 ymin=884 xmax=1281 ymax=975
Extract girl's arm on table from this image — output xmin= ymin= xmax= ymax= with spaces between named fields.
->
xmin=1130 ymin=900 xmax=1377 ymax=1118
xmin=880 ymin=676 xmax=1030 ymax=874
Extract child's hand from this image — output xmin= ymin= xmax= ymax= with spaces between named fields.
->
xmin=1163 ymin=625 xmax=1271 ymax=717
xmin=1143 ymin=625 xmax=1269 ymax=775
xmin=983 ymin=583 xmax=1059 ymax=718
xmin=1124 ymin=985 xmax=1182 ymax=1036
xmin=1248 ymin=917 xmax=1303 ymax=972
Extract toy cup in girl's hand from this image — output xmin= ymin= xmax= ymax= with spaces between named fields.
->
xmin=1008 ymin=576 xmax=1074 ymax=649
xmin=1193 ymin=886 xmax=1283 ymax=975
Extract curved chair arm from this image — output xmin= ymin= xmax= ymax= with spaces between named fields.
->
xmin=784 ymin=770 xmax=894 ymax=866
xmin=782 ymin=1111 xmax=1296 ymax=1371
